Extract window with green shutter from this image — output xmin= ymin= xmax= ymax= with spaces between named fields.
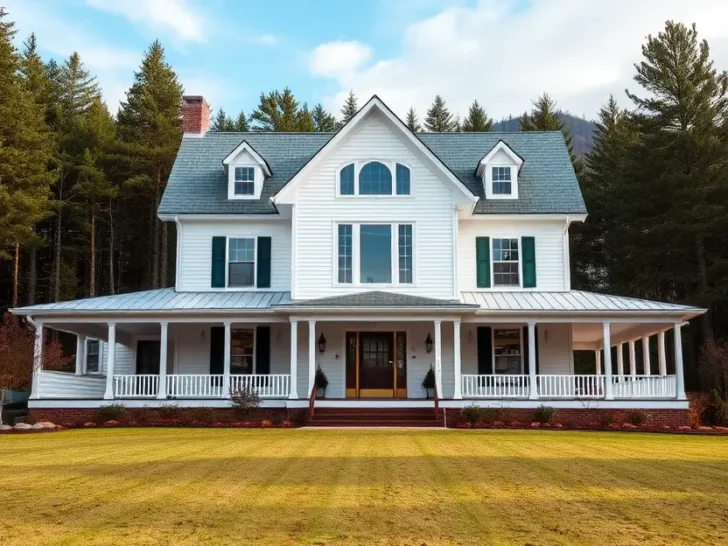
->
xmin=522 ymin=236 xmax=536 ymax=288
xmin=476 ymin=237 xmax=491 ymax=288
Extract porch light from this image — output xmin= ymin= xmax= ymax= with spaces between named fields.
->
xmin=318 ymin=333 xmax=327 ymax=353
xmin=425 ymin=333 xmax=433 ymax=354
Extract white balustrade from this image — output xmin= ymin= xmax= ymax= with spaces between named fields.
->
xmin=229 ymin=374 xmax=291 ymax=398
xmin=537 ymin=375 xmax=605 ymax=398
xmin=612 ymin=375 xmax=676 ymax=398
xmin=461 ymin=374 xmax=529 ymax=398
xmin=167 ymin=374 xmax=225 ymax=398
xmin=113 ymin=374 xmax=159 ymax=398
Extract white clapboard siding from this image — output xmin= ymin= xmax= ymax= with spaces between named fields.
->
xmin=176 ymin=219 xmax=291 ymax=292
xmin=294 ymin=111 xmax=458 ymax=300
xmin=38 ymin=371 xmax=106 ymax=398
xmin=458 ymin=219 xmax=568 ymax=292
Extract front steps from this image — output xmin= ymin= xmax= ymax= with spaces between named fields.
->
xmin=306 ymin=407 xmax=445 ymax=427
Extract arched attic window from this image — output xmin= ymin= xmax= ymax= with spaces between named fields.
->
xmin=339 ymin=163 xmax=355 ymax=195
xmin=359 ymin=161 xmax=392 ymax=195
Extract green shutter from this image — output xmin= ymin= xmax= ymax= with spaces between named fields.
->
xmin=476 ymin=237 xmax=491 ymax=288
xmin=211 ymin=237 xmax=226 ymax=288
xmin=255 ymin=326 xmax=271 ymax=374
xmin=522 ymin=236 xmax=536 ymax=288
xmin=477 ymin=327 xmax=493 ymax=374
xmin=256 ymin=237 xmax=271 ymax=288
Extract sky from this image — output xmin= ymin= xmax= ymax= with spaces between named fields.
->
xmin=5 ymin=0 xmax=728 ymax=122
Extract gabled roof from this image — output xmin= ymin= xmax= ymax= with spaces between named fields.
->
xmin=474 ymin=139 xmax=525 ymax=177
xmin=222 ymin=140 xmax=272 ymax=176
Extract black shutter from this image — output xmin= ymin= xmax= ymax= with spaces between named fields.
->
xmin=476 ymin=237 xmax=491 ymax=288
xmin=535 ymin=326 xmax=540 ymax=374
xmin=257 ymin=237 xmax=271 ymax=288
xmin=477 ymin=327 xmax=493 ymax=374
xmin=523 ymin=326 xmax=530 ymax=374
xmin=209 ymin=327 xmax=224 ymax=375
xmin=256 ymin=326 xmax=271 ymax=374
xmin=522 ymin=236 xmax=536 ymax=288
xmin=211 ymin=237 xmax=226 ymax=288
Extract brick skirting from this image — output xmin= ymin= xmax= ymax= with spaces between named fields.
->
xmin=444 ymin=408 xmax=690 ymax=428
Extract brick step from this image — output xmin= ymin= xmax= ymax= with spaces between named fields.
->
xmin=310 ymin=412 xmax=438 ymax=420
xmin=307 ymin=419 xmax=445 ymax=428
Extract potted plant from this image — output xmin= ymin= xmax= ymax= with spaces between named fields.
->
xmin=315 ymin=367 xmax=329 ymax=398
xmin=422 ymin=367 xmax=436 ymax=399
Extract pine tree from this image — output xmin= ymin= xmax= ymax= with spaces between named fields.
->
xmin=312 ymin=103 xmax=337 ymax=132
xmin=117 ymin=40 xmax=183 ymax=289
xmin=405 ymin=107 xmax=420 ymax=132
xmin=424 ymin=95 xmax=457 ymax=132
xmin=250 ymin=88 xmax=313 ymax=132
xmin=297 ymin=103 xmax=315 ymax=132
xmin=340 ymin=91 xmax=358 ymax=125
xmin=461 ymin=100 xmax=492 ymax=132
xmin=57 ymin=52 xmax=101 ymax=118
xmin=521 ymin=93 xmax=578 ymax=167
xmin=233 ymin=111 xmax=249 ymax=131
xmin=209 ymin=108 xmax=235 ymax=131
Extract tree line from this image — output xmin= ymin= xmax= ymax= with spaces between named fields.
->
xmin=0 ymin=8 xmax=726 ymax=388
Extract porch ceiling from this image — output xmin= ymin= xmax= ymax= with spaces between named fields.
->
xmin=571 ymin=322 xmax=676 ymax=349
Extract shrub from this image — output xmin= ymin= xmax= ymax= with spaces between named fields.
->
xmin=626 ymin=409 xmax=647 ymax=427
xmin=315 ymin=367 xmax=329 ymax=390
xmin=599 ymin=412 xmax=615 ymax=428
xmin=93 ymin=404 xmax=126 ymax=423
xmin=127 ymin=407 xmax=154 ymax=424
xmin=230 ymin=385 xmax=261 ymax=417
xmin=422 ymin=367 xmax=436 ymax=397
xmin=157 ymin=403 xmax=182 ymax=420
xmin=461 ymin=404 xmax=483 ymax=424
xmin=700 ymin=390 xmax=728 ymax=427
xmin=533 ymin=405 xmax=555 ymax=424
xmin=189 ymin=407 xmax=217 ymax=424
xmin=480 ymin=408 xmax=504 ymax=424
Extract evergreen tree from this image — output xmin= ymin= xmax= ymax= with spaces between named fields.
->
xmin=297 ymin=103 xmax=315 ymax=132
xmin=250 ymin=88 xmax=313 ymax=132
xmin=209 ymin=108 xmax=235 ymax=131
xmin=521 ymin=93 xmax=579 ymax=168
xmin=312 ymin=103 xmax=337 ymax=132
xmin=339 ymin=90 xmax=358 ymax=125
xmin=405 ymin=107 xmax=420 ymax=132
xmin=461 ymin=100 xmax=492 ymax=131
xmin=57 ymin=52 xmax=101 ymax=118
xmin=117 ymin=40 xmax=183 ymax=290
xmin=424 ymin=95 xmax=457 ymax=132
xmin=233 ymin=111 xmax=249 ymax=131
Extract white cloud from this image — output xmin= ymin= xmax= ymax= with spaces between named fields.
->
xmin=310 ymin=0 xmax=728 ymax=120
xmin=309 ymin=41 xmax=373 ymax=78
xmin=85 ymin=0 xmax=206 ymax=43
xmin=253 ymin=34 xmax=278 ymax=46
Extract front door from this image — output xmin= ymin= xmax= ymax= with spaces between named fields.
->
xmin=136 ymin=340 xmax=160 ymax=374
xmin=359 ymin=332 xmax=394 ymax=397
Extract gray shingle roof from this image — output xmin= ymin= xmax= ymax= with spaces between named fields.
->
xmin=159 ymin=131 xmax=586 ymax=215
xmin=277 ymin=291 xmax=477 ymax=309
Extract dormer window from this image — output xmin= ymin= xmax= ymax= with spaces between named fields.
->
xmin=234 ymin=167 xmax=255 ymax=195
xmin=476 ymin=140 xmax=524 ymax=200
xmin=337 ymin=161 xmax=412 ymax=196
xmin=492 ymin=167 xmax=512 ymax=195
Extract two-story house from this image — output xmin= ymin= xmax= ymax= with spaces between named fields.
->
xmin=13 ymin=95 xmax=704 ymax=425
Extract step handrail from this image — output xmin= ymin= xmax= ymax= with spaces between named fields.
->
xmin=307 ymin=380 xmax=317 ymax=422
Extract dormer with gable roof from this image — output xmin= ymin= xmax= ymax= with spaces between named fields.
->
xmin=475 ymin=140 xmax=524 ymax=200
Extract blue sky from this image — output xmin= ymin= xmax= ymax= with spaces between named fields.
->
xmin=5 ymin=0 xmax=728 ymax=122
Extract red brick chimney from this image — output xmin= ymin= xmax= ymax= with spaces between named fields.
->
xmin=181 ymin=95 xmax=210 ymax=134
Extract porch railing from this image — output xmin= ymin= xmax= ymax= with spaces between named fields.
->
xmin=612 ymin=375 xmax=676 ymax=398
xmin=537 ymin=375 xmax=605 ymax=399
xmin=168 ymin=374 xmax=224 ymax=398
xmin=230 ymin=374 xmax=291 ymax=398
xmin=113 ymin=374 xmax=159 ymax=398
xmin=113 ymin=373 xmax=291 ymax=399
xmin=461 ymin=374 xmax=530 ymax=398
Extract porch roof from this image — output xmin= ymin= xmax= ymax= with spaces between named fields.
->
xmin=275 ymin=291 xmax=478 ymax=311
xmin=460 ymin=290 xmax=705 ymax=319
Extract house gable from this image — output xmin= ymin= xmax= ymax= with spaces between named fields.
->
xmin=222 ymin=141 xmax=272 ymax=201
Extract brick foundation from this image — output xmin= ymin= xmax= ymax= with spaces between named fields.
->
xmin=444 ymin=408 xmax=690 ymax=428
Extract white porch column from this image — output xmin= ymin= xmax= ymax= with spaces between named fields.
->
xmin=642 ymin=336 xmax=651 ymax=375
xmin=674 ymin=323 xmax=687 ymax=400
xmin=453 ymin=320 xmax=462 ymax=399
xmin=528 ymin=322 xmax=538 ymax=400
xmin=434 ymin=320 xmax=442 ymax=395
xmin=289 ymin=320 xmax=299 ymax=399
xmin=658 ymin=331 xmax=667 ymax=376
xmin=103 ymin=322 xmax=116 ymax=400
xmin=308 ymin=320 xmax=316 ymax=395
xmin=30 ymin=320 xmax=44 ymax=400
xmin=603 ymin=322 xmax=614 ymax=400
xmin=223 ymin=321 xmax=231 ymax=397
xmin=156 ymin=321 xmax=168 ymax=400
xmin=595 ymin=349 xmax=602 ymax=375
xmin=617 ymin=343 xmax=625 ymax=376
xmin=75 ymin=333 xmax=86 ymax=376
xmin=628 ymin=340 xmax=637 ymax=376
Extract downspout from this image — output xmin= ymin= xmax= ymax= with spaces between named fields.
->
xmin=563 ymin=215 xmax=571 ymax=292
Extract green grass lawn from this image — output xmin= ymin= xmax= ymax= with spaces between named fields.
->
xmin=0 ymin=429 xmax=727 ymax=545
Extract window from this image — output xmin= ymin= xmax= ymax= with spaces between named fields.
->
xmin=492 ymin=166 xmax=512 ymax=195
xmin=396 ymin=164 xmax=410 ymax=195
xmin=228 ymin=238 xmax=255 ymax=287
xmin=86 ymin=339 xmax=100 ymax=373
xmin=398 ymin=224 xmax=412 ymax=283
xmin=338 ymin=224 xmax=353 ymax=283
xmin=359 ymin=162 xmax=392 ymax=195
xmin=234 ymin=167 xmax=255 ymax=195
xmin=360 ymin=225 xmax=392 ymax=283
xmin=340 ymin=164 xmax=355 ymax=195
xmin=492 ymin=238 xmax=520 ymax=286
xmin=231 ymin=328 xmax=254 ymax=374
xmin=493 ymin=328 xmax=522 ymax=374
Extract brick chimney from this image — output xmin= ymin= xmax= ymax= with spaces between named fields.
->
xmin=181 ymin=95 xmax=210 ymax=134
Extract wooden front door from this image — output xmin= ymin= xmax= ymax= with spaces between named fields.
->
xmin=136 ymin=340 xmax=160 ymax=374
xmin=359 ymin=332 xmax=394 ymax=397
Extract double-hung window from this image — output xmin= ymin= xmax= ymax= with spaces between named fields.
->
xmin=492 ymin=238 xmax=520 ymax=287
xmin=86 ymin=339 xmax=100 ymax=373
xmin=234 ymin=167 xmax=255 ymax=195
xmin=228 ymin=238 xmax=255 ymax=287
xmin=230 ymin=328 xmax=255 ymax=374
xmin=493 ymin=328 xmax=522 ymax=374
xmin=337 ymin=223 xmax=413 ymax=285
xmin=492 ymin=166 xmax=512 ymax=195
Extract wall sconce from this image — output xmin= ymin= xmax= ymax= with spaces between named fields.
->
xmin=318 ymin=333 xmax=327 ymax=353
xmin=425 ymin=333 xmax=433 ymax=354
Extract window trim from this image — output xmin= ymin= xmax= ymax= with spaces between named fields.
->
xmin=491 ymin=327 xmax=524 ymax=375
xmin=491 ymin=237 xmax=522 ymax=289
xmin=230 ymin=326 xmax=257 ymax=375
xmin=85 ymin=338 xmax=102 ymax=375
xmin=227 ymin=164 xmax=263 ymax=201
xmin=233 ymin=166 xmax=256 ymax=196
xmin=226 ymin=236 xmax=257 ymax=289
xmin=335 ymin=160 xmax=414 ymax=198
xmin=334 ymin=221 xmax=416 ymax=287
xmin=485 ymin=163 xmax=518 ymax=200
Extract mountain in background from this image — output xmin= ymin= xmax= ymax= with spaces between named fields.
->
xmin=492 ymin=113 xmax=596 ymax=155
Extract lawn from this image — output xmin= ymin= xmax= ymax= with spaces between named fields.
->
xmin=0 ymin=429 xmax=727 ymax=546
